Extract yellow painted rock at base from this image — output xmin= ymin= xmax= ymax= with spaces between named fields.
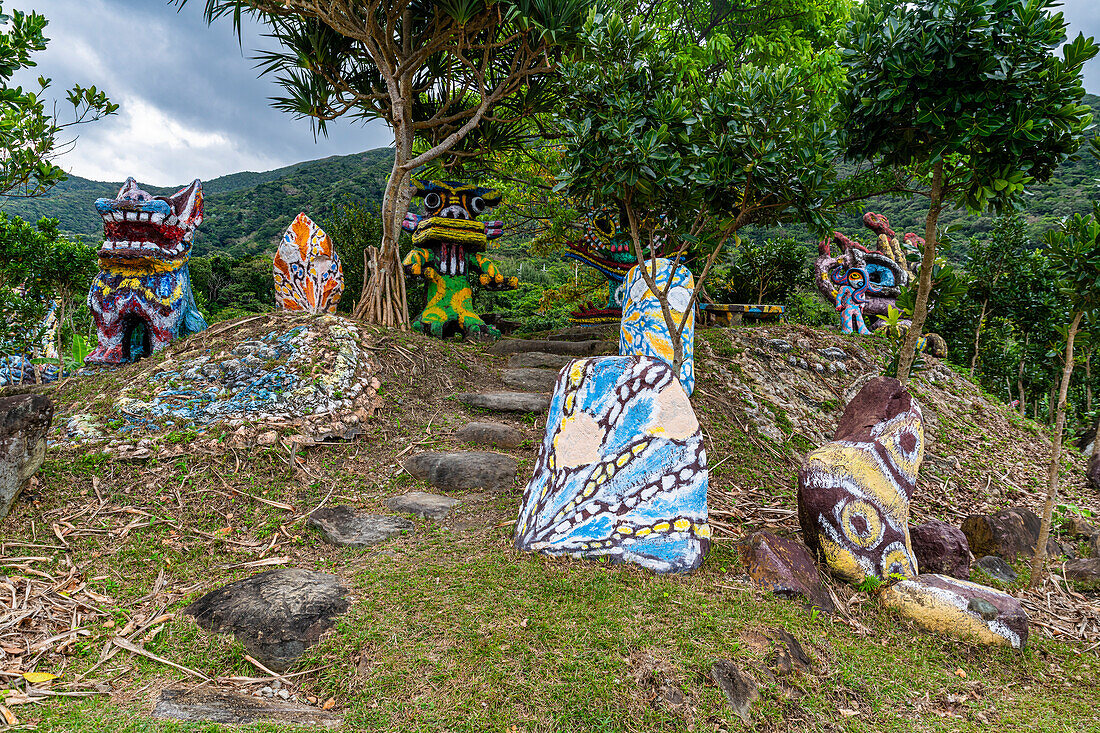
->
xmin=879 ymin=573 xmax=1028 ymax=649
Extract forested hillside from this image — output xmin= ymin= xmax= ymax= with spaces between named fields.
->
xmin=0 ymin=148 xmax=393 ymax=257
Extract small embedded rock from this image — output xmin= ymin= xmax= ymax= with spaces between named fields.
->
xmin=307 ymin=506 xmax=413 ymax=547
xmin=385 ymin=491 xmax=460 ymax=521
xmin=454 ymin=422 xmax=524 ymax=448
xmin=711 ymin=660 xmax=759 ymax=722
xmin=403 ymin=451 xmax=518 ymax=491
xmin=974 ymin=555 xmax=1017 ymax=584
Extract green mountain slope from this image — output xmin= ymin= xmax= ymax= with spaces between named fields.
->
xmin=844 ymin=93 xmax=1100 ymax=248
xmin=0 ymin=148 xmax=394 ymax=257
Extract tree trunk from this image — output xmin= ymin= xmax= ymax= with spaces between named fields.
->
xmin=1017 ymin=333 xmax=1028 ymax=416
xmin=969 ymin=297 xmax=988 ymax=376
xmin=1029 ymin=310 xmax=1083 ymax=588
xmin=896 ymin=160 xmax=944 ymax=386
xmin=353 ymin=120 xmax=413 ymax=328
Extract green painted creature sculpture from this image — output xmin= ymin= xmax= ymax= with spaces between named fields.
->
xmin=401 ymin=179 xmax=518 ymax=339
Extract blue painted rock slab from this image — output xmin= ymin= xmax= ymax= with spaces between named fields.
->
xmin=515 ymin=355 xmax=709 ymax=573
xmin=619 ymin=259 xmax=695 ymax=395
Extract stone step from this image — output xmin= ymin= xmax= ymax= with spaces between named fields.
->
xmin=507 ymin=351 xmax=576 ymax=370
xmin=403 ymin=451 xmax=518 ymax=491
xmin=502 ymin=368 xmax=558 ymax=393
xmin=307 ymin=506 xmax=413 ymax=547
xmin=457 ymin=391 xmax=551 ymax=413
xmin=385 ymin=491 xmax=460 ymax=521
xmin=154 ymin=688 xmax=342 ymax=728
xmin=544 ymin=325 xmax=618 ymax=342
xmin=487 ymin=339 xmax=613 ymax=357
xmin=454 ymin=421 xmax=524 ymax=448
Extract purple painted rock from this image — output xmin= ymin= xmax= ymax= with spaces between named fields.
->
xmin=880 ymin=573 xmax=1029 ymax=649
xmin=739 ymin=531 xmax=835 ymax=612
xmin=910 ymin=520 xmax=970 ymax=580
xmin=961 ymin=507 xmax=1041 ymax=562
xmin=0 ymin=394 xmax=54 ymax=521
xmin=798 ymin=377 xmax=923 ymax=585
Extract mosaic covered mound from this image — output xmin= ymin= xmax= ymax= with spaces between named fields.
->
xmin=619 ymin=258 xmax=695 ymax=395
xmin=515 ymin=355 xmax=710 ymax=573
xmin=798 ymin=377 xmax=922 ymax=585
xmin=86 ymin=178 xmax=208 ymax=364
xmin=274 ymin=213 xmax=344 ymax=314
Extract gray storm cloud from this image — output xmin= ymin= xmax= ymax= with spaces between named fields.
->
xmin=13 ymin=0 xmax=1100 ymax=185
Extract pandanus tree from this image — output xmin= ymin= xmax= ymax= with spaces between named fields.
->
xmin=182 ymin=0 xmax=591 ymax=328
xmin=839 ymin=0 xmax=1098 ymax=384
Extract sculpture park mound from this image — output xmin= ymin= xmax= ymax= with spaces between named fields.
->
xmin=1 ymin=314 xmax=1097 ymax=732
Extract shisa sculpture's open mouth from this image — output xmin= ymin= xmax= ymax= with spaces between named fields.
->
xmin=94 ymin=177 xmax=203 ymax=260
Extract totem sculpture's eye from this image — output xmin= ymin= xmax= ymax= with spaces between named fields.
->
xmin=424 ymin=192 xmax=441 ymax=211
xmin=469 ymin=196 xmax=485 ymax=215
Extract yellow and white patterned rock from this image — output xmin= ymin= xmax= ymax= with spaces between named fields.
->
xmin=619 ymin=258 xmax=694 ymax=395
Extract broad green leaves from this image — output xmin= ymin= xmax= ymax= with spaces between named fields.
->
xmin=0 ymin=5 xmax=117 ymax=198
xmin=840 ymin=0 xmax=1099 ymax=215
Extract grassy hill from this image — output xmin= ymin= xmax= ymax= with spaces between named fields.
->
xmin=2 ymin=315 xmax=1097 ymax=731
xmin=0 ymin=148 xmax=394 ymax=258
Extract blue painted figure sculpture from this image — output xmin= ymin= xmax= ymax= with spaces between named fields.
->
xmin=834 ymin=265 xmax=876 ymax=335
xmin=619 ymin=258 xmax=695 ymax=395
xmin=515 ymin=355 xmax=710 ymax=573
xmin=86 ymin=178 xmax=207 ymax=364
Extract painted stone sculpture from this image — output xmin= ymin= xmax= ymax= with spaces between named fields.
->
xmin=800 ymin=376 xmax=1029 ymax=647
xmin=564 ymin=206 xmax=666 ymax=324
xmin=401 ymin=179 xmax=516 ymax=339
xmin=86 ymin=178 xmax=207 ymax=364
xmin=274 ymin=213 xmax=344 ymax=313
xmin=0 ymin=294 xmax=62 ymax=387
xmin=798 ymin=376 xmax=922 ymax=585
xmin=619 ymin=258 xmax=695 ymax=395
xmin=515 ymin=355 xmax=710 ymax=573
xmin=880 ymin=573 xmax=1029 ymax=649
xmin=815 ymin=212 xmax=947 ymax=356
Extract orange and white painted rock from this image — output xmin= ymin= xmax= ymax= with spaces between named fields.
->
xmin=273 ymin=213 xmax=344 ymax=313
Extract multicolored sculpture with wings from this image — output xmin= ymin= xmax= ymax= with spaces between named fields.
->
xmin=815 ymin=212 xmax=947 ymax=357
xmin=401 ymin=179 xmax=516 ymax=339
xmin=564 ymin=205 xmax=667 ymax=324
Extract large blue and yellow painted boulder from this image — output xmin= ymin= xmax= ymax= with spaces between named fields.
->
xmin=619 ymin=258 xmax=695 ymax=395
xmin=515 ymin=355 xmax=710 ymax=573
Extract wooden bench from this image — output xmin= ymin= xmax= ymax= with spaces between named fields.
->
xmin=700 ymin=303 xmax=785 ymax=327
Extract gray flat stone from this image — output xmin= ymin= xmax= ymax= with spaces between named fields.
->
xmin=457 ymin=391 xmax=551 ymax=413
xmin=385 ymin=491 xmax=460 ymax=521
xmin=975 ymin=555 xmax=1018 ymax=584
xmin=502 ymin=368 xmax=559 ymax=393
xmin=487 ymin=339 xmax=612 ymax=356
xmin=507 ymin=352 xmax=575 ymax=370
xmin=454 ymin=421 xmax=524 ymax=448
xmin=403 ymin=451 xmax=518 ymax=491
xmin=307 ymin=506 xmax=413 ymax=546
xmin=153 ymin=687 xmax=341 ymax=728
xmin=186 ymin=569 xmax=348 ymax=672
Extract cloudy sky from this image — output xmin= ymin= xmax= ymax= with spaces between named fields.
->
xmin=15 ymin=0 xmax=1100 ymax=187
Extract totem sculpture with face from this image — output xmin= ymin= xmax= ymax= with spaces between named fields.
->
xmin=86 ymin=179 xmax=208 ymax=364
xmin=834 ymin=265 xmax=877 ymax=335
xmin=401 ymin=179 xmax=517 ymax=339
xmin=815 ymin=212 xmax=947 ymax=356
xmin=564 ymin=205 xmax=666 ymax=324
